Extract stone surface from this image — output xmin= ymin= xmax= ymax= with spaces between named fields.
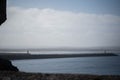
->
xmin=2 ymin=77 xmax=11 ymax=80
xmin=0 ymin=71 xmax=120 ymax=80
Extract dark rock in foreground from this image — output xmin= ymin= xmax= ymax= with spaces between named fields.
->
xmin=0 ymin=58 xmax=19 ymax=71
xmin=0 ymin=71 xmax=120 ymax=80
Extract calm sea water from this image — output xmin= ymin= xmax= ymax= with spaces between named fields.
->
xmin=12 ymin=55 xmax=120 ymax=75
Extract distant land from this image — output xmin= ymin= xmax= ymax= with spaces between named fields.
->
xmin=0 ymin=52 xmax=118 ymax=60
xmin=0 ymin=47 xmax=120 ymax=51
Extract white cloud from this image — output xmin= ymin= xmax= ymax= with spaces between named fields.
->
xmin=0 ymin=7 xmax=120 ymax=48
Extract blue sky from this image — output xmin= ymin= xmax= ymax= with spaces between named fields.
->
xmin=8 ymin=0 xmax=120 ymax=16
xmin=0 ymin=0 xmax=120 ymax=49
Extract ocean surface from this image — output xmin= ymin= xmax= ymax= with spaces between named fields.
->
xmin=12 ymin=55 xmax=120 ymax=75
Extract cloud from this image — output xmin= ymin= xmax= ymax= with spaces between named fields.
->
xmin=0 ymin=7 xmax=120 ymax=48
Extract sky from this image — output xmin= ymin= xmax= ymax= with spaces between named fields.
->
xmin=0 ymin=0 xmax=120 ymax=49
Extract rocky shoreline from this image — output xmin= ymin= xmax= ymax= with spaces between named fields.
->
xmin=0 ymin=58 xmax=18 ymax=71
xmin=0 ymin=71 xmax=120 ymax=80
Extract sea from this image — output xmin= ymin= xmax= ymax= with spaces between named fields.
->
xmin=11 ymin=50 xmax=120 ymax=75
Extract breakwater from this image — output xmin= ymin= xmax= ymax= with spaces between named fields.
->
xmin=0 ymin=53 xmax=118 ymax=60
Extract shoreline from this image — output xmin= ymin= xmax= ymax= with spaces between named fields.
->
xmin=0 ymin=54 xmax=120 ymax=80
xmin=0 ymin=53 xmax=118 ymax=60
xmin=0 ymin=71 xmax=120 ymax=80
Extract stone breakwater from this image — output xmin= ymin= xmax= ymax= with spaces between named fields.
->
xmin=0 ymin=71 xmax=120 ymax=80
xmin=0 ymin=53 xmax=118 ymax=60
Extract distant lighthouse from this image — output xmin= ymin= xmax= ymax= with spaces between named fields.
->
xmin=104 ymin=50 xmax=107 ymax=54
xmin=27 ymin=50 xmax=30 ymax=54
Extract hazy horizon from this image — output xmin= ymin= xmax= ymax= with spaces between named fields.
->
xmin=0 ymin=0 xmax=120 ymax=49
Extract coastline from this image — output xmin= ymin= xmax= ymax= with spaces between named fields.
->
xmin=0 ymin=71 xmax=120 ymax=80
xmin=0 ymin=53 xmax=119 ymax=80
